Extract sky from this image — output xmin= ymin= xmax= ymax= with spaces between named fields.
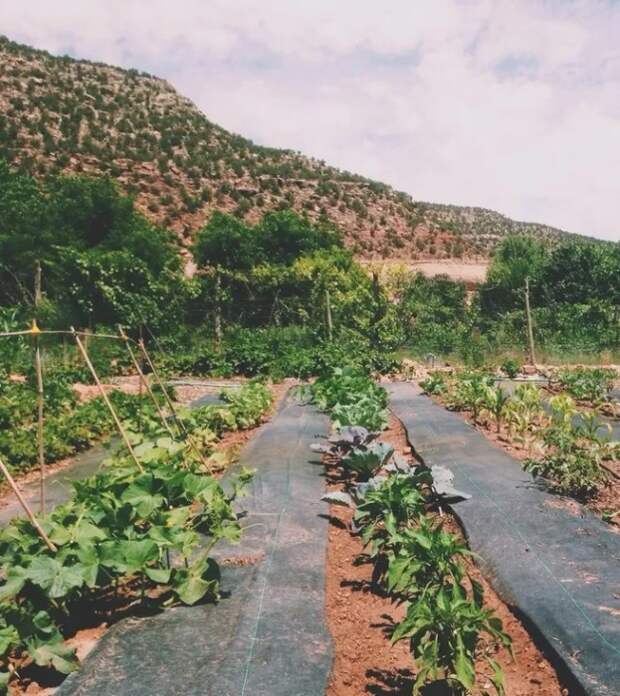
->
xmin=1 ymin=0 xmax=619 ymax=241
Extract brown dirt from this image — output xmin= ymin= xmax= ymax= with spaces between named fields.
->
xmin=325 ymin=414 xmax=569 ymax=696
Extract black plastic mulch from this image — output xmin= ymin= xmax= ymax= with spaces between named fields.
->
xmin=388 ymin=382 xmax=620 ymax=696
xmin=0 ymin=443 xmax=110 ymax=526
xmin=57 ymin=391 xmax=333 ymax=696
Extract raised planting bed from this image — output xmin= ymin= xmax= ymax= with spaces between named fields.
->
xmin=422 ymin=371 xmax=620 ymax=525
xmin=388 ymin=381 xmax=620 ymax=696
xmin=324 ymin=412 xmax=568 ymax=696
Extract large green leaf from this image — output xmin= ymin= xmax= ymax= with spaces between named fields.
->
xmin=28 ymin=639 xmax=79 ymax=674
xmin=454 ymin=635 xmax=475 ymax=691
xmin=144 ymin=567 xmax=171 ymax=584
xmin=76 ymin=546 xmax=102 ymax=588
xmin=0 ymin=567 xmax=27 ymax=602
xmin=121 ymin=539 xmax=159 ymax=573
xmin=172 ymin=557 xmax=220 ymax=605
xmin=0 ymin=624 xmax=19 ymax=657
xmin=26 ymin=557 xmax=84 ymax=599
xmin=121 ymin=483 xmax=165 ymax=518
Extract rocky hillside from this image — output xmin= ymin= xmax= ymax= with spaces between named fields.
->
xmin=0 ymin=35 xmax=578 ymax=260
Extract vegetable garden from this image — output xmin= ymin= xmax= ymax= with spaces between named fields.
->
xmin=0 ymin=323 xmax=273 ymax=693
xmin=0 ymin=168 xmax=618 ymax=693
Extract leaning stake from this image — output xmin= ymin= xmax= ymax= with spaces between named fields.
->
xmin=137 ymin=339 xmax=182 ymax=429
xmin=0 ymin=456 xmax=56 ymax=552
xmin=71 ymin=327 xmax=143 ymax=472
xmin=118 ymin=326 xmax=175 ymax=438
xmin=137 ymin=339 xmax=214 ymax=472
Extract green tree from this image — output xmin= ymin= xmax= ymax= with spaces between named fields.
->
xmin=480 ymin=235 xmax=548 ymax=315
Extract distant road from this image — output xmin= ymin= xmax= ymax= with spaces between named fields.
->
xmin=360 ymin=257 xmax=489 ymax=286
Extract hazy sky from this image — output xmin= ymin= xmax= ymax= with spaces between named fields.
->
xmin=2 ymin=1 xmax=619 ymax=241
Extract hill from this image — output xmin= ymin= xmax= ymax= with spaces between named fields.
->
xmin=0 ymin=35 xmax=580 ymax=262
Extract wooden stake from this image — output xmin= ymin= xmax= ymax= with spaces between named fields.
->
xmin=138 ymin=339 xmax=181 ymax=427
xmin=0 ymin=455 xmax=56 ymax=552
xmin=33 ymin=261 xmax=46 ymax=514
xmin=137 ymin=340 xmax=213 ymax=472
xmin=214 ymin=271 xmax=223 ymax=348
xmin=71 ymin=327 xmax=143 ymax=471
xmin=33 ymin=328 xmax=45 ymax=514
xmin=325 ymin=288 xmax=333 ymax=341
xmin=118 ymin=327 xmax=175 ymax=438
xmin=525 ymin=277 xmax=536 ymax=366
xmin=34 ymin=260 xmax=42 ymax=306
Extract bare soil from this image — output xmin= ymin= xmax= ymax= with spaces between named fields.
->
xmin=325 ymin=414 xmax=569 ymax=696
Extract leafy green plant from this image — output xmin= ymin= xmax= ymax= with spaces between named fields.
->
xmin=420 ymin=371 xmax=447 ymax=396
xmin=449 ymin=371 xmax=494 ymax=422
xmin=500 ymin=358 xmax=520 ymax=379
xmin=482 ymin=385 xmax=511 ymax=433
xmin=392 ymin=580 xmax=511 ymax=695
xmin=525 ymin=398 xmax=611 ymax=498
xmin=554 ymin=367 xmax=617 ymax=404
xmin=354 ymin=471 xmax=429 ymax=555
xmin=308 ymin=366 xmax=389 ymax=430
xmin=524 ymin=448 xmax=607 ymax=499
xmin=342 ymin=442 xmax=394 ymax=481
xmin=0 ymin=381 xmax=270 ymax=690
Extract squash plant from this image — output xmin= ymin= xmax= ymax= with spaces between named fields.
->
xmin=0 ymin=382 xmax=269 ymax=691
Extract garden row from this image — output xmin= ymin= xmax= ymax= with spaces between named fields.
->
xmin=0 ymin=357 xmax=152 ymax=476
xmin=420 ymin=368 xmax=619 ymax=521
xmin=0 ymin=382 xmax=272 ymax=693
xmin=306 ymin=367 xmax=511 ymax=695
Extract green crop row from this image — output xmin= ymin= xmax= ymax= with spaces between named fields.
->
xmin=421 ymin=371 xmax=619 ymax=506
xmin=309 ymin=367 xmax=510 ymax=694
xmin=0 ymin=382 xmax=271 ymax=692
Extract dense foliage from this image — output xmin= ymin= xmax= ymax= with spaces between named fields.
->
xmin=0 ymin=161 xmax=184 ymax=331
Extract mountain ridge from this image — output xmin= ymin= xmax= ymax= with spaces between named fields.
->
xmin=0 ymin=34 xmax=592 ymax=262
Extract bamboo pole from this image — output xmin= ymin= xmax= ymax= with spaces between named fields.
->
xmin=325 ymin=288 xmax=333 ymax=341
xmin=0 ymin=456 xmax=56 ymax=552
xmin=71 ymin=327 xmax=143 ymax=472
xmin=214 ymin=271 xmax=223 ymax=348
xmin=117 ymin=327 xmax=175 ymax=438
xmin=137 ymin=339 xmax=213 ymax=472
xmin=137 ymin=339 xmax=181 ymax=429
xmin=32 ymin=322 xmax=45 ymax=514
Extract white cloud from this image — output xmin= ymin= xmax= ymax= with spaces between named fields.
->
xmin=1 ymin=0 xmax=619 ymax=240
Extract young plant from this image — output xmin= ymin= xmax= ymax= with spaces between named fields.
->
xmin=500 ymin=358 xmax=520 ymax=379
xmin=482 ymin=385 xmax=511 ymax=433
xmin=342 ymin=442 xmax=394 ymax=481
xmin=392 ymin=580 xmax=511 ymax=695
xmin=420 ymin=371 xmax=447 ymax=396
xmin=355 ymin=470 xmax=430 ymax=557
xmin=555 ymin=367 xmax=617 ymax=404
